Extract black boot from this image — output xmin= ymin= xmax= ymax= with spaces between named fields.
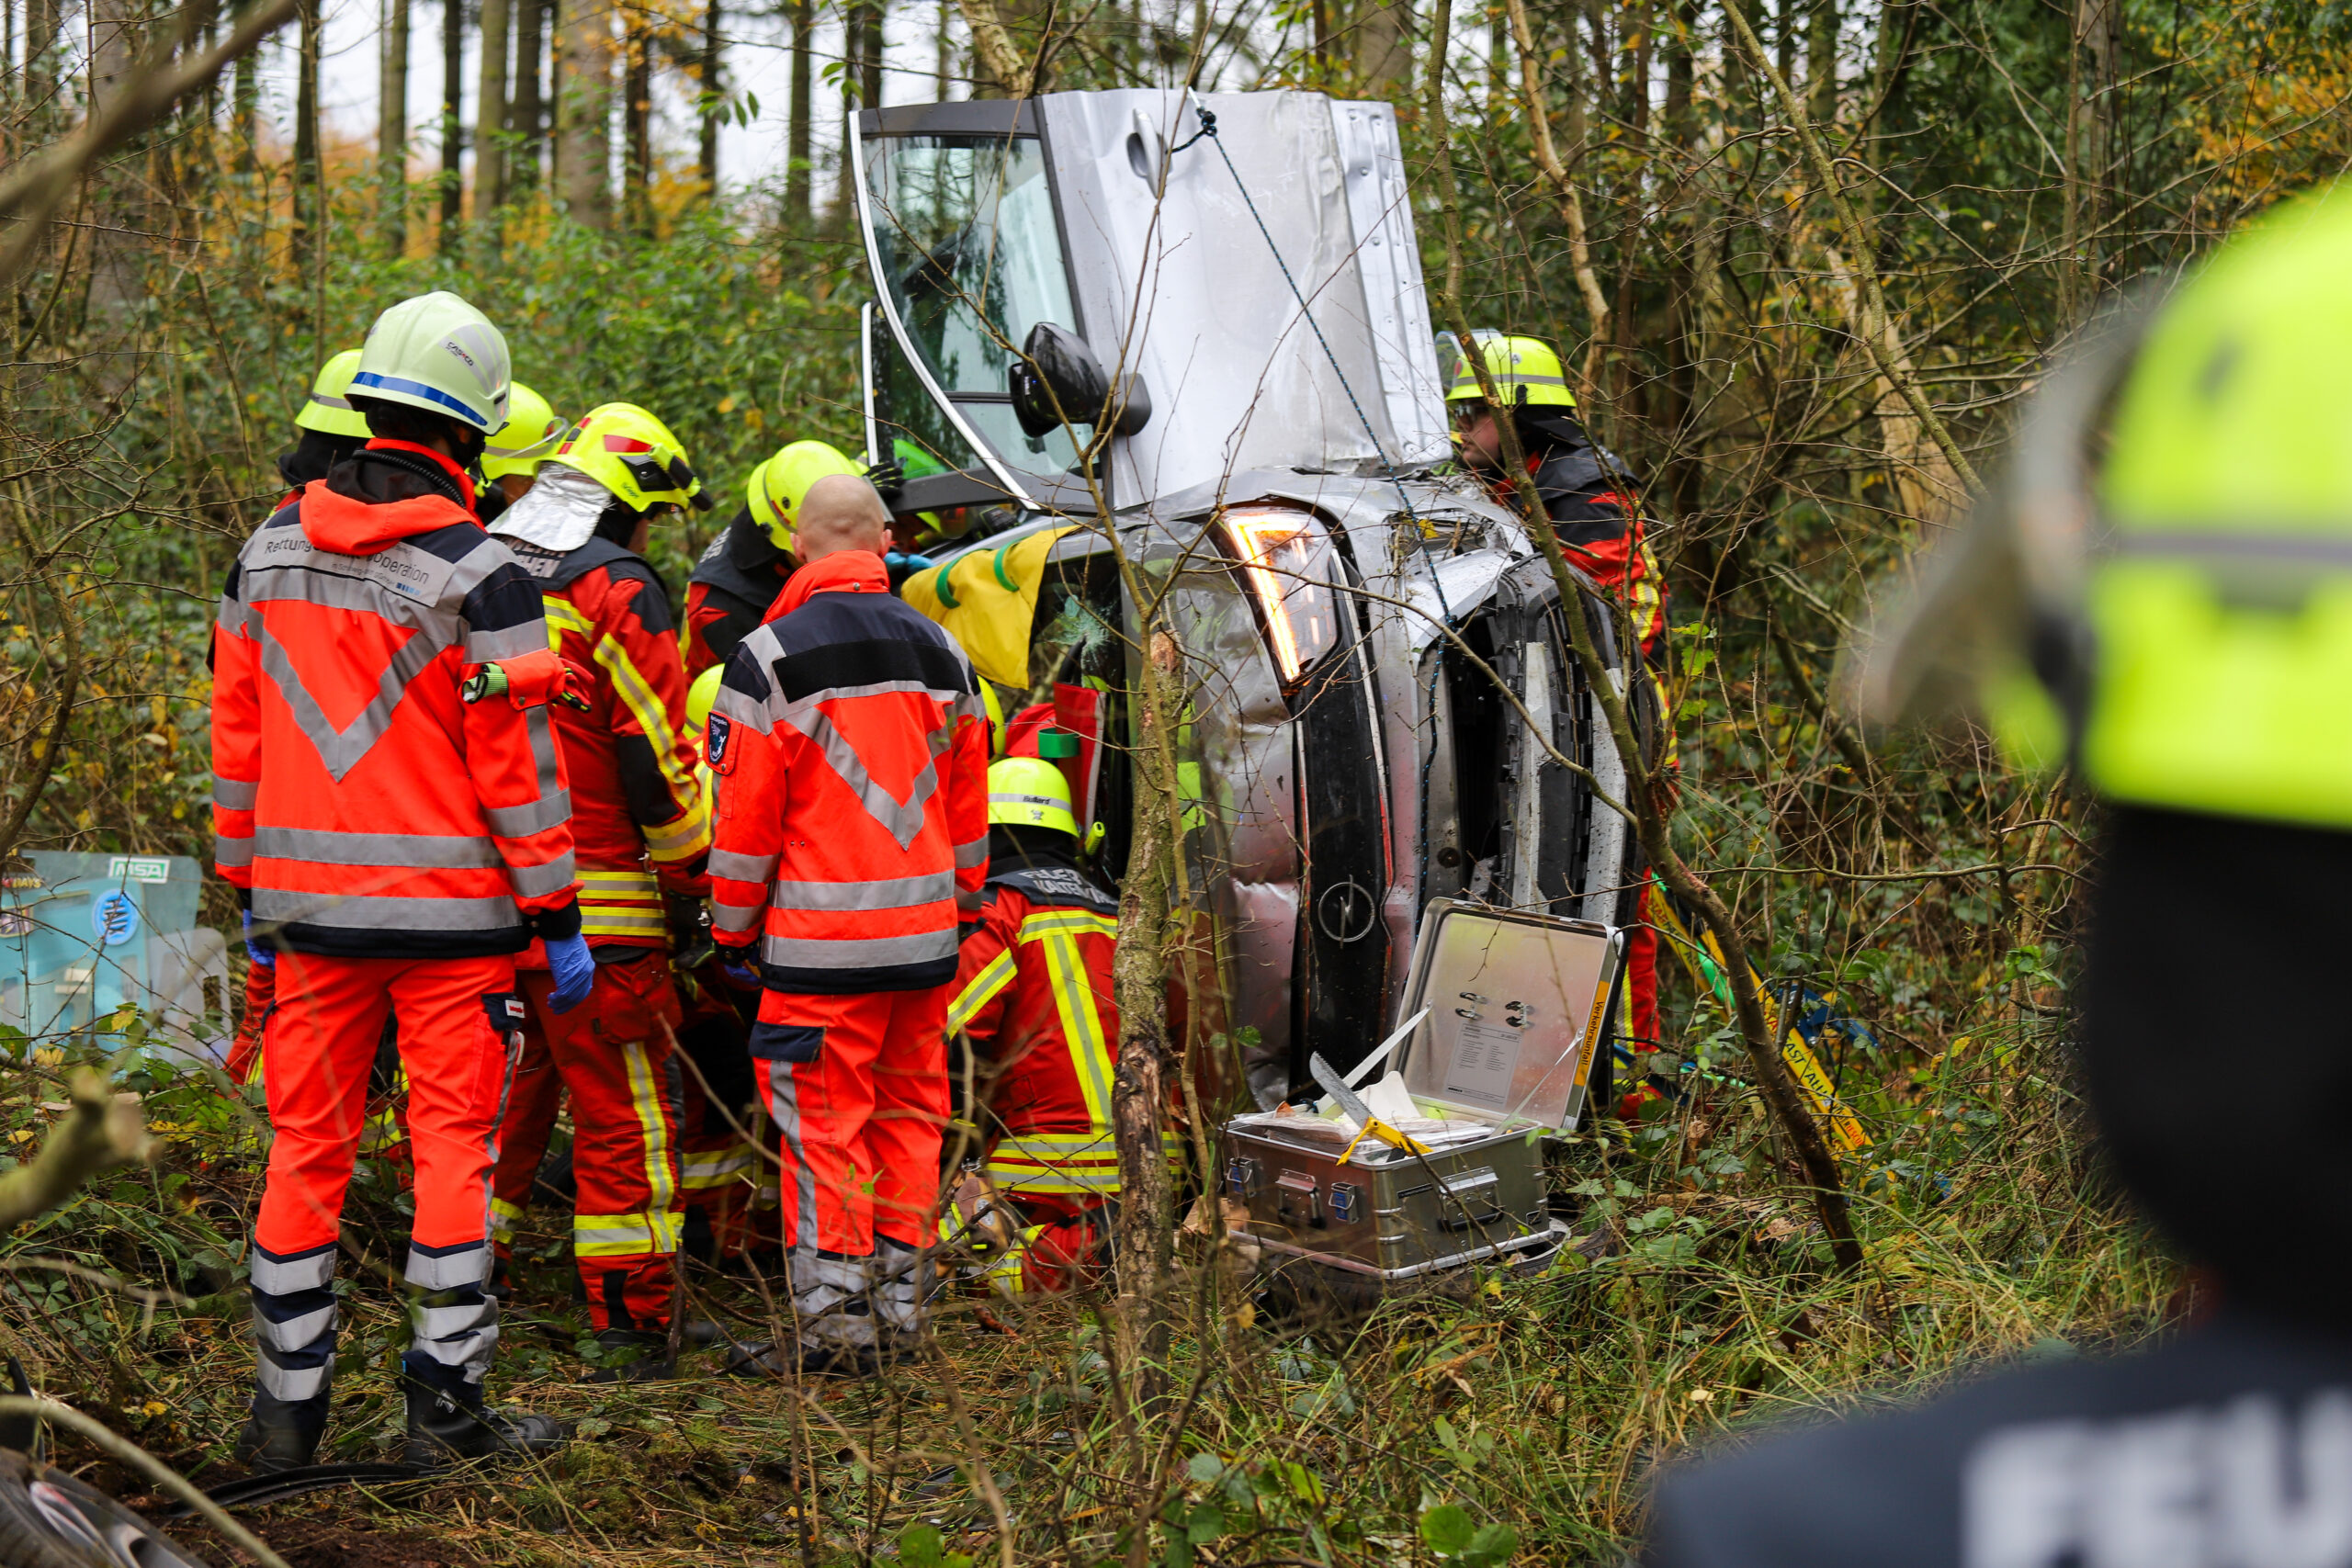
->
xmin=719 ymin=1337 xmax=878 ymax=1379
xmin=582 ymin=1328 xmax=675 ymax=1384
xmin=232 ymin=1389 xmax=325 ymax=1474
xmin=401 ymin=1354 xmax=570 ymax=1468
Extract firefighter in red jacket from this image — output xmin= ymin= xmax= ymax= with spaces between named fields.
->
xmin=1445 ymin=333 xmax=1664 ymax=648
xmin=1447 ymin=331 xmax=1670 ymax=1067
xmin=484 ymin=402 xmax=712 ymax=1379
xmin=943 ymin=757 xmax=1123 ymax=1293
xmin=682 ymin=439 xmax=866 ymax=676
xmin=706 ymin=474 xmax=990 ymax=1372
xmin=214 ymin=291 xmax=585 ymax=1472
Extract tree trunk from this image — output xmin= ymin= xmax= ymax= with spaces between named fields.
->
xmin=476 ymin=0 xmax=510 ymax=225
xmin=439 ymin=0 xmax=464 ymax=249
xmin=859 ymin=0 xmax=883 ymax=109
xmin=1658 ymin=0 xmax=1697 ymax=521
xmin=379 ymin=0 xmax=412 ymax=250
xmin=292 ymin=0 xmax=322 ymax=268
xmin=232 ymin=26 xmax=258 ymax=171
xmin=23 ymin=0 xmax=59 ymax=129
xmin=2062 ymin=0 xmax=2116 ymax=321
xmin=1352 ymin=0 xmax=1410 ymax=98
xmin=1804 ymin=0 xmax=1834 ymax=131
xmin=786 ymin=0 xmax=811 ymax=219
xmin=956 ymin=0 xmax=1023 ymax=96
xmin=84 ymin=0 xmax=143 ymax=322
xmin=695 ymin=0 xmax=719 ymax=197
xmin=1619 ymin=0 xmax=1649 ymax=147
xmin=935 ymin=0 xmax=951 ymax=94
xmin=622 ymin=7 xmax=650 ymax=233
xmin=1110 ymin=632 xmax=1182 ymax=1418
xmin=559 ymin=0 xmax=611 ymax=228
xmin=512 ymin=0 xmax=543 ymax=191
xmin=832 ymin=3 xmax=863 ymax=223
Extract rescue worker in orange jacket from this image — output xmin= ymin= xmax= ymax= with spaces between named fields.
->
xmin=707 ymin=474 xmax=990 ymax=1372
xmin=232 ymin=350 xmax=373 ymax=1086
xmin=943 ymin=756 xmax=1123 ymax=1294
xmin=214 ymin=292 xmax=585 ymax=1472
xmin=682 ymin=440 xmax=865 ymax=675
xmin=485 ymin=403 xmax=713 ymax=1379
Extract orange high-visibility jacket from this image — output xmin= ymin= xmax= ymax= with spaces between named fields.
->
xmin=503 ymin=536 xmax=710 ymax=948
xmin=707 ymin=550 xmax=989 ymax=994
xmin=212 ymin=442 xmax=582 ymax=955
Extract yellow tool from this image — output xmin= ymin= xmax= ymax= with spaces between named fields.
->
xmin=1310 ymin=1052 xmax=1432 ymax=1163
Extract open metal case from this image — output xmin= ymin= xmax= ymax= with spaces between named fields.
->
xmin=1221 ymin=901 xmax=1623 ymax=1284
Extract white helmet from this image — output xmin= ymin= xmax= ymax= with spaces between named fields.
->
xmin=350 ymin=291 xmax=511 ymax=434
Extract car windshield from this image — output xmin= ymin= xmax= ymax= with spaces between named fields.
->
xmin=864 ymin=133 xmax=1087 ymax=476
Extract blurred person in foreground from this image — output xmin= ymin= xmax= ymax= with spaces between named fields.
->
xmin=1645 ymin=183 xmax=2352 ymax=1568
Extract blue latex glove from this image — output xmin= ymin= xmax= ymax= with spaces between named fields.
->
xmin=546 ymin=932 xmax=595 ymax=1013
xmin=718 ymin=952 xmax=760 ymax=990
xmin=242 ymin=911 xmax=276 ymax=969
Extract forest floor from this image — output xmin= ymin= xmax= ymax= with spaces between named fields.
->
xmin=10 ymin=1010 xmax=2177 ymax=1567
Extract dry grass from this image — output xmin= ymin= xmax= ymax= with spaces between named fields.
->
xmin=0 ymin=996 xmax=2179 ymax=1567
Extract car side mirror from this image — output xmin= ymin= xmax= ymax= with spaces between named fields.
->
xmin=1011 ymin=321 xmax=1152 ymax=439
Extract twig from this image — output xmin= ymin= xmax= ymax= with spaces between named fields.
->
xmin=0 ymin=0 xmax=303 ymax=292
xmin=1719 ymin=0 xmax=1982 ymax=498
xmin=0 ymin=1071 xmax=153 ymax=1231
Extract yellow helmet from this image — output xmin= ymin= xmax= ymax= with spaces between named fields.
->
xmin=549 ymin=402 xmax=713 ymax=515
xmin=685 ymin=665 xmax=723 ymax=735
xmin=295 ymin=349 xmax=372 ymax=439
xmin=483 ymin=382 xmax=564 ymax=481
xmin=749 ymin=440 xmax=865 ymax=552
xmin=988 ymin=757 xmax=1078 ymax=837
xmin=1441 ymin=332 xmax=1575 ymax=409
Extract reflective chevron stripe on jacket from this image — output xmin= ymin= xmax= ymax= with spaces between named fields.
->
xmin=707 ymin=550 xmax=990 ymax=994
xmin=211 ymin=448 xmax=578 ymax=957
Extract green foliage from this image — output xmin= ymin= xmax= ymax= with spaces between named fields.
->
xmin=1420 ymin=1503 xmax=1521 ymax=1565
xmin=901 ymin=1521 xmax=977 ymax=1568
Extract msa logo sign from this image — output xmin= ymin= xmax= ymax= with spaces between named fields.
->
xmin=1966 ymin=1393 xmax=2352 ymax=1568
xmin=107 ymin=857 xmax=170 ymax=884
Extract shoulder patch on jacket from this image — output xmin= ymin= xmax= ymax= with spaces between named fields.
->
xmin=705 ymin=712 xmax=735 ymax=774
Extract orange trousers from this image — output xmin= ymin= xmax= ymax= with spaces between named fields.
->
xmin=752 ymin=985 xmax=949 ymax=1258
xmin=254 ymin=951 xmax=517 ymax=1260
xmin=489 ymin=953 xmax=684 ymax=1334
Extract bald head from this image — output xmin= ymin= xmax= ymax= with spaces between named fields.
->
xmin=795 ymin=474 xmax=891 ymax=563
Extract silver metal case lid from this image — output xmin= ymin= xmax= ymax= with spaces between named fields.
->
xmin=1395 ymin=900 xmax=1623 ymax=1133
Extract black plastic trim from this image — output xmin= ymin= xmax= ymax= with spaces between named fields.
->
xmin=860 ymin=100 xmax=1037 ymax=138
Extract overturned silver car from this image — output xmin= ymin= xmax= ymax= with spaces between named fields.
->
xmin=851 ymin=87 xmax=1640 ymax=1108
